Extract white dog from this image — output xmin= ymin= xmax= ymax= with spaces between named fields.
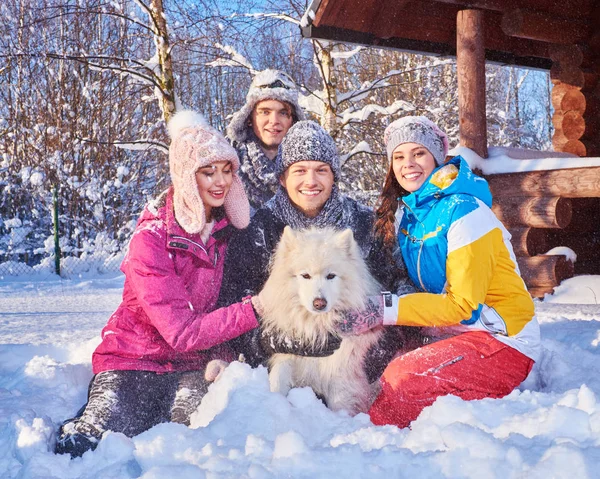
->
xmin=208 ymin=226 xmax=384 ymax=415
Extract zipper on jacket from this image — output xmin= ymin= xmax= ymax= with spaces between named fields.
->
xmin=416 ymin=240 xmax=426 ymax=291
xmin=170 ymin=235 xmax=209 ymax=256
xmin=401 ymin=200 xmax=427 ymax=291
xmin=170 ymin=234 xmax=220 ymax=266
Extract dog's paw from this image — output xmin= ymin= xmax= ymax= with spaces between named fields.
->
xmin=269 ymin=361 xmax=293 ymax=396
xmin=205 ymin=359 xmax=229 ymax=382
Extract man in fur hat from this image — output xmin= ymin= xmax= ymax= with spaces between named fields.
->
xmin=226 ymin=69 xmax=306 ymax=209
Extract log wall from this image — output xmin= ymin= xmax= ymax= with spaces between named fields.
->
xmin=485 ymin=167 xmax=600 ymax=297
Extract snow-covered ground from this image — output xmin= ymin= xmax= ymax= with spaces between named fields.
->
xmin=1 ymin=273 xmax=600 ymax=478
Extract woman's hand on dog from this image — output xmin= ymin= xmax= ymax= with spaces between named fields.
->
xmin=337 ymin=295 xmax=385 ymax=335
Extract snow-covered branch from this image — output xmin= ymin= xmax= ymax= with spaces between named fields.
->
xmin=206 ymin=44 xmax=256 ymax=73
xmin=338 ymin=99 xmax=416 ymax=128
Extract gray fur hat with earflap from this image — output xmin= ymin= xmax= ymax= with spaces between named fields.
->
xmin=168 ymin=110 xmax=250 ymax=234
xmin=226 ymin=69 xmax=306 ymax=143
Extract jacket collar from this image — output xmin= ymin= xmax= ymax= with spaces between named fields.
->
xmin=402 ymin=156 xmax=492 ymax=219
xmin=141 ymin=187 xmax=233 ymax=262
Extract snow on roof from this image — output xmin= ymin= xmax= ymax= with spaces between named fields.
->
xmin=450 ymin=145 xmax=600 ymax=175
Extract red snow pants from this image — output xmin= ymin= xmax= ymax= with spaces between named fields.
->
xmin=369 ymin=331 xmax=534 ymax=429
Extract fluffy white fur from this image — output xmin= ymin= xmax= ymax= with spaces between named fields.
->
xmin=262 ymin=226 xmax=382 ymax=414
xmin=167 ymin=110 xmax=209 ymax=139
xmin=206 ymin=226 xmax=383 ymax=414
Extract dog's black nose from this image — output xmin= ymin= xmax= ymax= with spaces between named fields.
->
xmin=313 ymin=298 xmax=327 ymax=310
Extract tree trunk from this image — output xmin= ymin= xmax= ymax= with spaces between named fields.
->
xmin=149 ymin=0 xmax=176 ymax=123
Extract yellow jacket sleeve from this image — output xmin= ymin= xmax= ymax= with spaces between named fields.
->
xmin=395 ymin=227 xmax=500 ymax=327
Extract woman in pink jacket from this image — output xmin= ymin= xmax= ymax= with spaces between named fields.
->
xmin=55 ymin=111 xmax=338 ymax=458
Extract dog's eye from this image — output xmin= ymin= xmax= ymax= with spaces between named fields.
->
xmin=326 ymin=273 xmax=336 ymax=280
xmin=301 ymin=273 xmax=311 ymax=279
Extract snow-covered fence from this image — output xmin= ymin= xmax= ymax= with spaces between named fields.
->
xmin=0 ymin=248 xmax=125 ymax=280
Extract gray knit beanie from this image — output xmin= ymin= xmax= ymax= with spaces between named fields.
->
xmin=383 ymin=116 xmax=449 ymax=166
xmin=276 ymin=121 xmax=340 ymax=180
xmin=226 ymin=69 xmax=307 ymax=143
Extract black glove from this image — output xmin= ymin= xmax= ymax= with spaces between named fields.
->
xmin=236 ymin=326 xmax=342 ymax=367
xmin=363 ymin=326 xmax=432 ymax=383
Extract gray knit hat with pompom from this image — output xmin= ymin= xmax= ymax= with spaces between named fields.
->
xmin=276 ymin=120 xmax=340 ymax=180
xmin=383 ymin=116 xmax=449 ymax=166
xmin=226 ymin=69 xmax=306 ymax=143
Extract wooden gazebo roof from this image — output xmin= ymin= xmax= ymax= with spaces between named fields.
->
xmin=302 ymin=0 xmax=600 ymax=293
xmin=302 ymin=0 xmax=600 ymax=70
xmin=302 ymin=0 xmax=600 ymax=159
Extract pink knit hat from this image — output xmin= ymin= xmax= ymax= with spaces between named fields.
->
xmin=168 ymin=110 xmax=250 ymax=234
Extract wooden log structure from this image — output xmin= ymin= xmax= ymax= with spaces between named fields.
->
xmin=493 ymin=196 xmax=572 ymax=229
xmin=302 ymin=0 xmax=600 ymax=296
xmin=501 ymin=9 xmax=590 ymax=44
xmin=551 ymin=84 xmax=586 ymax=115
xmin=527 ymin=285 xmax=558 ymax=299
xmin=507 ymin=226 xmax=548 ymax=257
xmin=487 ymin=167 xmax=600 ymax=198
xmin=457 ymin=9 xmax=488 ymax=159
xmin=517 ymin=255 xmax=575 ymax=288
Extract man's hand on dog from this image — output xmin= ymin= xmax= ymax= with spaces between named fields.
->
xmin=337 ymin=295 xmax=385 ymax=335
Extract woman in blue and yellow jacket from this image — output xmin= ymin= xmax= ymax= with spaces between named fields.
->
xmin=340 ymin=116 xmax=540 ymax=429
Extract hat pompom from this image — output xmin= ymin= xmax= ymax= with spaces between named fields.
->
xmin=168 ymin=110 xmax=209 ymax=139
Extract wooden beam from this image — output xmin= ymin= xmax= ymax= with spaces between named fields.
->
xmin=304 ymin=5 xmax=553 ymax=70
xmin=507 ymin=226 xmax=548 ymax=257
xmin=487 ymin=167 xmax=600 ymax=198
xmin=501 ymin=9 xmax=591 ymax=44
xmin=552 ymin=111 xmax=586 ymax=140
xmin=550 ymin=64 xmax=585 ymax=89
xmin=552 ymin=139 xmax=587 ymax=156
xmin=457 ymin=10 xmax=488 ymax=158
xmin=549 ymin=45 xmax=584 ymax=67
xmin=551 ymin=84 xmax=586 ymax=115
xmin=493 ymin=196 xmax=572 ymax=228
xmin=528 ymin=285 xmax=556 ymax=299
xmin=430 ymin=0 xmax=595 ymax=20
xmin=517 ymin=254 xmax=574 ymax=287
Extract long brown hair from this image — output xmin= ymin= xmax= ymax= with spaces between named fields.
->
xmin=374 ymin=163 xmax=408 ymax=250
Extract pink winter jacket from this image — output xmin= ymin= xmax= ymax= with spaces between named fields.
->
xmin=92 ymin=188 xmax=259 ymax=374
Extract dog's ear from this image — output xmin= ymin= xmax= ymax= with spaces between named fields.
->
xmin=279 ymin=226 xmax=297 ymax=253
xmin=335 ymin=229 xmax=356 ymax=255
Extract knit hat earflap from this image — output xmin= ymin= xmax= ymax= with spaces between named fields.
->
xmin=168 ymin=110 xmax=250 ymax=234
xmin=226 ymin=69 xmax=306 ymax=143
xmin=276 ymin=120 xmax=340 ymax=179
xmin=383 ymin=116 xmax=449 ymax=166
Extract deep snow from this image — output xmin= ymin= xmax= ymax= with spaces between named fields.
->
xmin=1 ymin=272 xmax=600 ymax=478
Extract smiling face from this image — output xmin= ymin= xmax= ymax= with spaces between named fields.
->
xmin=391 ymin=142 xmax=437 ymax=193
xmin=251 ymin=99 xmax=294 ymax=159
xmin=279 ymin=161 xmax=334 ymax=218
xmin=195 ymin=160 xmax=233 ymax=221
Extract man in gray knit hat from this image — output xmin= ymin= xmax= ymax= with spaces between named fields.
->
xmin=226 ymin=69 xmax=306 ymax=209
xmin=217 ymin=120 xmax=417 ymax=376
